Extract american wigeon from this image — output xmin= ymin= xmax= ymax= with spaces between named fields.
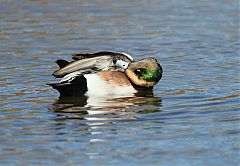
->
xmin=48 ymin=51 xmax=163 ymax=96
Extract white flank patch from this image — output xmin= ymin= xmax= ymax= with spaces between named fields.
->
xmin=60 ymin=71 xmax=82 ymax=83
xmin=84 ymin=74 xmax=136 ymax=97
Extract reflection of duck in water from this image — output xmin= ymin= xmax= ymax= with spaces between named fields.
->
xmin=48 ymin=51 xmax=163 ymax=97
xmin=51 ymin=95 xmax=162 ymax=116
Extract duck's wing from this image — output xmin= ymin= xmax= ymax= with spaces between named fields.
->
xmin=72 ymin=51 xmax=133 ymax=62
xmin=53 ymin=55 xmax=113 ymax=77
xmin=53 ymin=51 xmax=133 ymax=78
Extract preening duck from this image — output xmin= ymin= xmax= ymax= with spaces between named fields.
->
xmin=48 ymin=51 xmax=163 ymax=96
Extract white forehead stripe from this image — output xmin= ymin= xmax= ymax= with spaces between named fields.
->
xmin=116 ymin=60 xmax=129 ymax=69
xmin=122 ymin=52 xmax=133 ymax=61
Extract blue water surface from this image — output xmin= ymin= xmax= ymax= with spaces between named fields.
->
xmin=0 ymin=0 xmax=239 ymax=165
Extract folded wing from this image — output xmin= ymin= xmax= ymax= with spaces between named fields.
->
xmin=52 ymin=51 xmax=133 ymax=78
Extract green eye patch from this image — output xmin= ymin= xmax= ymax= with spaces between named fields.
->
xmin=142 ymin=70 xmax=159 ymax=81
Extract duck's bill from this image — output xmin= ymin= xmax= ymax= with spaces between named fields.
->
xmin=115 ymin=60 xmax=129 ymax=69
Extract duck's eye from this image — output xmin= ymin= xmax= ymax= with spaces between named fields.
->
xmin=134 ymin=68 xmax=146 ymax=76
xmin=134 ymin=69 xmax=141 ymax=75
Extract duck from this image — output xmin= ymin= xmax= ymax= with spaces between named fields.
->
xmin=48 ymin=51 xmax=163 ymax=96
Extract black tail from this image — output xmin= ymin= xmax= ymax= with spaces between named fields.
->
xmin=48 ymin=75 xmax=87 ymax=96
xmin=55 ymin=59 xmax=70 ymax=69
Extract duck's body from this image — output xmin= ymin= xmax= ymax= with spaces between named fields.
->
xmin=85 ymin=71 xmax=137 ymax=96
xmin=48 ymin=51 xmax=162 ymax=96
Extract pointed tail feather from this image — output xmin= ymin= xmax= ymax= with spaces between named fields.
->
xmin=56 ymin=59 xmax=70 ymax=69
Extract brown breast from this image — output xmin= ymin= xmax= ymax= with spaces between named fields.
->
xmin=97 ymin=71 xmax=133 ymax=87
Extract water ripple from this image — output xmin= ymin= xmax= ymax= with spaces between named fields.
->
xmin=0 ymin=0 xmax=239 ymax=165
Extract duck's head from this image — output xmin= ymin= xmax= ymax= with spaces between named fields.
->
xmin=125 ymin=58 xmax=163 ymax=87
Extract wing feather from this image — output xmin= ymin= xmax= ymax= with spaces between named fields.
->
xmin=53 ymin=56 xmax=112 ymax=77
xmin=72 ymin=51 xmax=133 ymax=62
xmin=52 ymin=51 xmax=133 ymax=78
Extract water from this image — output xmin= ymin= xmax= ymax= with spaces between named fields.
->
xmin=0 ymin=0 xmax=239 ymax=165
